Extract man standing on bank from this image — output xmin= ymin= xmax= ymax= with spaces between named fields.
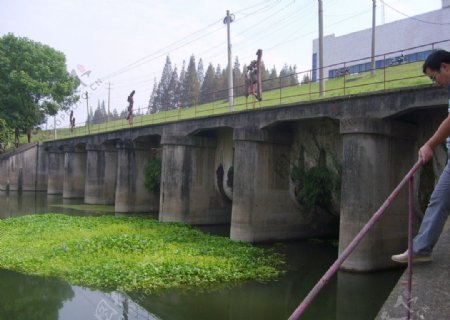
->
xmin=392 ymin=49 xmax=450 ymax=263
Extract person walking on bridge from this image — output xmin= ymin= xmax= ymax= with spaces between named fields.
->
xmin=126 ymin=90 xmax=135 ymax=125
xmin=392 ymin=49 xmax=450 ymax=263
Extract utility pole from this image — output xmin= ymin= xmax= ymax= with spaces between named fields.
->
xmin=53 ymin=116 xmax=56 ymax=140
xmin=85 ymin=91 xmax=90 ymax=134
xmin=318 ymin=0 xmax=325 ymax=96
xmin=371 ymin=0 xmax=376 ymax=76
xmin=223 ymin=10 xmax=235 ymax=111
xmin=107 ymin=82 xmax=111 ymax=122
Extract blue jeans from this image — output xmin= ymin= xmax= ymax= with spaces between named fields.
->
xmin=413 ymin=155 xmax=450 ymax=256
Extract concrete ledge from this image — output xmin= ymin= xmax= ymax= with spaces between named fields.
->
xmin=340 ymin=118 xmax=417 ymax=140
xmin=160 ymin=135 xmax=216 ymax=148
xmin=377 ymin=219 xmax=450 ymax=319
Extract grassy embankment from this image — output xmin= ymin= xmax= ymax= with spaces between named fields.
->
xmin=0 ymin=214 xmax=284 ymax=292
xmin=31 ymin=61 xmax=430 ymax=142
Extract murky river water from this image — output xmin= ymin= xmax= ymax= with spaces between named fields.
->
xmin=0 ymin=192 xmax=402 ymax=320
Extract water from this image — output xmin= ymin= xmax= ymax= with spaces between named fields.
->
xmin=0 ymin=192 xmax=402 ymax=320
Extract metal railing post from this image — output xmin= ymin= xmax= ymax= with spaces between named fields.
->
xmin=288 ymin=160 xmax=422 ymax=320
xmin=406 ymin=176 xmax=414 ymax=320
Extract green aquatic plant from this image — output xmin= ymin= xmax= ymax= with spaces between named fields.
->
xmin=0 ymin=214 xmax=284 ymax=292
xmin=49 ymin=204 xmax=115 ymax=213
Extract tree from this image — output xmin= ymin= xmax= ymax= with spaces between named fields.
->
xmin=182 ymin=55 xmax=200 ymax=107
xmin=232 ymin=57 xmax=244 ymax=97
xmin=112 ymin=108 xmax=119 ymax=119
xmin=92 ymin=100 xmax=107 ymax=124
xmin=259 ymin=61 xmax=271 ymax=92
xmin=200 ymin=63 xmax=216 ymax=104
xmin=289 ymin=65 xmax=299 ymax=86
xmin=301 ymin=73 xmax=311 ymax=84
xmin=279 ymin=64 xmax=291 ymax=88
xmin=178 ymin=60 xmax=186 ymax=108
xmin=154 ymin=56 xmax=173 ymax=111
xmin=167 ymin=67 xmax=180 ymax=109
xmin=197 ymin=58 xmax=204 ymax=87
xmin=0 ymin=118 xmax=12 ymax=152
xmin=148 ymin=79 xmax=158 ymax=114
xmin=267 ymin=66 xmax=278 ymax=90
xmin=213 ymin=64 xmax=226 ymax=101
xmin=0 ymin=34 xmax=79 ymax=144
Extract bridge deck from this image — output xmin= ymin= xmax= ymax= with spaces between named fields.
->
xmin=377 ymin=218 xmax=450 ymax=319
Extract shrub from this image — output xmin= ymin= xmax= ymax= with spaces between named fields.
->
xmin=144 ymin=158 xmax=162 ymax=193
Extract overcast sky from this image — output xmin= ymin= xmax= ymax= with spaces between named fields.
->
xmin=0 ymin=0 xmax=442 ymax=128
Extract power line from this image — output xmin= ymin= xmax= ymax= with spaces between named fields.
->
xmin=380 ymin=0 xmax=450 ymax=25
xmin=100 ymin=0 xmax=282 ymax=82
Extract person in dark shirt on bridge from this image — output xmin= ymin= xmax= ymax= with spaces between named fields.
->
xmin=126 ymin=90 xmax=135 ymax=125
xmin=392 ymin=49 xmax=450 ymax=263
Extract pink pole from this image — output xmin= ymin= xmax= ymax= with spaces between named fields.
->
xmin=406 ymin=176 xmax=414 ymax=320
xmin=288 ymin=160 xmax=422 ymax=320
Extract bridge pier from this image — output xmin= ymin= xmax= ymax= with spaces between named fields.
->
xmin=339 ymin=118 xmax=417 ymax=271
xmin=63 ymin=145 xmax=87 ymax=199
xmin=47 ymin=147 xmax=64 ymax=195
xmin=0 ymin=157 xmax=9 ymax=191
xmin=85 ymin=143 xmax=117 ymax=204
xmin=230 ymin=128 xmax=311 ymax=242
xmin=159 ymin=135 xmax=230 ymax=224
xmin=7 ymin=143 xmax=47 ymax=192
xmin=115 ymin=140 xmax=159 ymax=213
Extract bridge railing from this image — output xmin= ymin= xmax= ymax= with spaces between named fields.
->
xmin=39 ymin=39 xmax=449 ymax=142
xmin=288 ymin=159 xmax=423 ymax=320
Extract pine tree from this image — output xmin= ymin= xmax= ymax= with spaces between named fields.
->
xmin=268 ymin=66 xmax=278 ymax=90
xmin=156 ymin=56 xmax=173 ymax=111
xmin=182 ymin=55 xmax=200 ymax=107
xmin=200 ymin=63 xmax=216 ymax=104
xmin=213 ymin=64 xmax=226 ymax=101
xmin=279 ymin=64 xmax=290 ymax=88
xmin=178 ymin=60 xmax=186 ymax=108
xmin=259 ymin=62 xmax=271 ymax=91
xmin=232 ymin=56 xmax=244 ymax=97
xmin=197 ymin=58 xmax=204 ymax=88
xmin=301 ymin=73 xmax=311 ymax=84
xmin=112 ymin=108 xmax=119 ymax=119
xmin=289 ymin=65 xmax=299 ymax=86
xmin=167 ymin=67 xmax=180 ymax=109
xmin=101 ymin=100 xmax=107 ymax=119
xmin=148 ymin=79 xmax=158 ymax=114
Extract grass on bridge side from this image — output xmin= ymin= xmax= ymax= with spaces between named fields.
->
xmin=32 ymin=61 xmax=430 ymax=143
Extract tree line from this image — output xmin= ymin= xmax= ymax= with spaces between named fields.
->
xmin=0 ymin=33 xmax=304 ymax=149
xmin=148 ymin=55 xmax=300 ymax=114
xmin=84 ymin=55 xmax=301 ymax=124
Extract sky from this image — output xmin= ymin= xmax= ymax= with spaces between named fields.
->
xmin=0 ymin=0 xmax=442 ymax=128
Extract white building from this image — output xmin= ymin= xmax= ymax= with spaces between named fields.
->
xmin=312 ymin=0 xmax=450 ymax=81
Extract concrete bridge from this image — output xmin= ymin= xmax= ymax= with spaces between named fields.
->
xmin=0 ymin=85 xmax=447 ymax=272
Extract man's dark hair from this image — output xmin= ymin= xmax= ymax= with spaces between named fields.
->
xmin=422 ymin=49 xmax=450 ymax=73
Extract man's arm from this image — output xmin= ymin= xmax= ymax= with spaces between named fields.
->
xmin=419 ymin=113 xmax=450 ymax=162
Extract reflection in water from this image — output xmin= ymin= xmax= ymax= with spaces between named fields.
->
xmin=131 ymin=241 xmax=339 ymax=320
xmin=336 ymin=270 xmax=403 ymax=320
xmin=130 ymin=242 xmax=402 ymax=320
xmin=0 ymin=269 xmax=160 ymax=320
xmin=0 ymin=191 xmax=48 ymax=218
xmin=0 ymin=192 xmax=402 ymax=320
xmin=0 ymin=269 xmax=74 ymax=320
